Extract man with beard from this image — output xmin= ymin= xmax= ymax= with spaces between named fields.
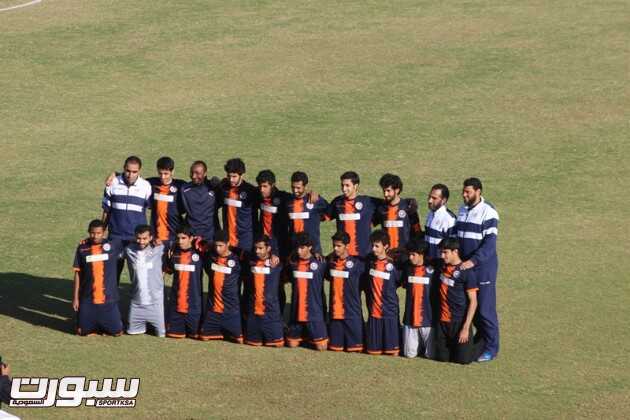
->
xmin=455 ymin=177 xmax=500 ymax=362
xmin=220 ymin=158 xmax=258 ymax=252
xmin=425 ymin=183 xmax=457 ymax=264
xmin=374 ymin=173 xmax=422 ymax=251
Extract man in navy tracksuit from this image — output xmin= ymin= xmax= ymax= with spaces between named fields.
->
xmin=455 ymin=177 xmax=500 ymax=362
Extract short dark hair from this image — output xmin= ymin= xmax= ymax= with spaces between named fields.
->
xmin=406 ymin=239 xmax=427 ymax=255
xmin=439 ymin=238 xmax=460 ymax=251
xmin=176 ymin=224 xmax=194 ymax=237
xmin=295 ymin=232 xmax=313 ymax=248
xmin=88 ymin=219 xmax=105 ymax=231
xmin=291 ymin=171 xmax=309 ymax=185
xmin=379 ymin=173 xmax=403 ymax=192
xmin=134 ymin=224 xmax=153 ymax=236
xmin=256 ymin=170 xmax=276 ymax=185
xmin=124 ymin=156 xmax=142 ymax=169
xmin=224 ymin=158 xmax=246 ymax=175
xmin=463 ymin=177 xmax=483 ymax=191
xmin=369 ymin=229 xmax=390 ymax=247
xmin=431 ymin=183 xmax=450 ymax=201
xmin=156 ymin=156 xmax=175 ymax=171
xmin=331 ymin=231 xmax=350 ymax=245
xmin=191 ymin=160 xmax=207 ymax=172
xmin=254 ymin=234 xmax=271 ymax=247
xmin=213 ymin=230 xmax=229 ymax=244
xmin=340 ymin=171 xmax=360 ymax=185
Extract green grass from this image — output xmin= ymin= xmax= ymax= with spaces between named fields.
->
xmin=1 ymin=0 xmax=629 ymax=418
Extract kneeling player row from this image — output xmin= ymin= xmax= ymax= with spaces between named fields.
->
xmin=73 ymin=221 xmax=484 ymax=364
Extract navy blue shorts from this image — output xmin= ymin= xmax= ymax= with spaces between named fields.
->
xmin=166 ymin=310 xmax=201 ymax=339
xmin=328 ymin=318 xmax=364 ymax=352
xmin=245 ymin=316 xmax=284 ymax=347
xmin=200 ymin=311 xmax=243 ymax=342
xmin=287 ymin=320 xmax=328 ymax=346
xmin=366 ymin=317 xmax=400 ymax=355
xmin=77 ymin=302 xmax=122 ymax=336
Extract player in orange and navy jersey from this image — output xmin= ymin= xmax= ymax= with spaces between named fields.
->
xmin=163 ymin=224 xmax=205 ymax=339
xmin=401 ymin=239 xmax=435 ymax=359
xmin=243 ymin=235 xmax=284 ymax=347
xmin=221 ymin=158 xmax=258 ymax=252
xmin=72 ymin=220 xmax=123 ymax=336
xmin=327 ymin=171 xmax=380 ymax=258
xmin=286 ymin=232 xmax=328 ymax=351
xmin=365 ymin=230 xmax=401 ymax=355
xmin=286 ymin=171 xmax=329 ymax=256
xmin=435 ymin=238 xmax=482 ymax=364
xmin=199 ymin=230 xmax=244 ymax=343
xmin=374 ymin=174 xmax=422 ymax=251
xmin=147 ymin=157 xmax=185 ymax=248
xmin=255 ymin=170 xmax=291 ymax=259
xmin=325 ymin=231 xmax=366 ymax=353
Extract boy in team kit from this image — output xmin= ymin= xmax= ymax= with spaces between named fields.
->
xmin=364 ymin=230 xmax=401 ymax=355
xmin=325 ymin=231 xmax=366 ymax=353
xmin=164 ymin=225 xmax=205 ymax=339
xmin=285 ymin=233 xmax=328 ymax=351
xmin=435 ymin=238 xmax=482 ymax=364
xmin=244 ymin=235 xmax=285 ymax=347
xmin=72 ymin=220 xmax=124 ymax=336
xmin=199 ymin=230 xmax=244 ymax=343
xmin=124 ymin=224 xmax=166 ymax=337
xmin=401 ymin=240 xmax=434 ymax=359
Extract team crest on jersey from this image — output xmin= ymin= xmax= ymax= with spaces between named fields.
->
xmin=310 ymin=262 xmax=318 ymax=270
xmin=355 ymin=201 xmax=363 ymax=210
xmin=239 ymin=192 xmax=247 ymax=199
xmin=228 ymin=259 xmax=236 ymax=268
xmin=453 ymin=270 xmax=461 ymax=279
xmin=306 ymin=202 xmax=314 ymax=210
xmin=426 ymin=266 xmax=434 ymax=275
xmin=273 ymin=197 xmax=281 ymax=206
xmin=170 ymin=186 xmax=177 ymax=193
xmin=386 ymin=263 xmax=394 ymax=272
xmin=103 ymin=243 xmax=111 ymax=252
xmin=398 ymin=210 xmax=406 ymax=218
xmin=192 ymin=253 xmax=200 ymax=262
xmin=345 ymin=260 xmax=354 ymax=269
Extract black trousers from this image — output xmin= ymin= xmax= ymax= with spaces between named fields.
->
xmin=435 ymin=320 xmax=483 ymax=364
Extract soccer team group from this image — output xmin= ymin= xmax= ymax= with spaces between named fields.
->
xmin=72 ymin=155 xmax=500 ymax=364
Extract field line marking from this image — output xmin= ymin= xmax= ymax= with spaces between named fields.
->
xmin=0 ymin=0 xmax=42 ymax=12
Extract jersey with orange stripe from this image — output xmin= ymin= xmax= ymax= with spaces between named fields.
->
xmin=286 ymin=194 xmax=329 ymax=255
xmin=221 ymin=180 xmax=258 ymax=251
xmin=325 ymin=255 xmax=365 ymax=320
xmin=375 ymin=198 xmax=422 ymax=249
xmin=164 ymin=248 xmax=204 ymax=314
xmin=148 ymin=178 xmax=185 ymax=242
xmin=256 ymin=190 xmax=291 ymax=258
xmin=205 ymin=253 xmax=242 ymax=315
xmin=439 ymin=264 xmax=478 ymax=323
xmin=365 ymin=257 xmax=401 ymax=319
xmin=288 ymin=257 xmax=327 ymax=323
xmin=73 ymin=239 xmax=123 ymax=304
xmin=402 ymin=264 xmax=434 ymax=328
xmin=245 ymin=258 xmax=283 ymax=320
xmin=328 ymin=195 xmax=379 ymax=257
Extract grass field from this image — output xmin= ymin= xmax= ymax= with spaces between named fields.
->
xmin=1 ymin=0 xmax=630 ymax=418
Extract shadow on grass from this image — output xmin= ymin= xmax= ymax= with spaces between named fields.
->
xmin=0 ymin=273 xmax=136 ymax=335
